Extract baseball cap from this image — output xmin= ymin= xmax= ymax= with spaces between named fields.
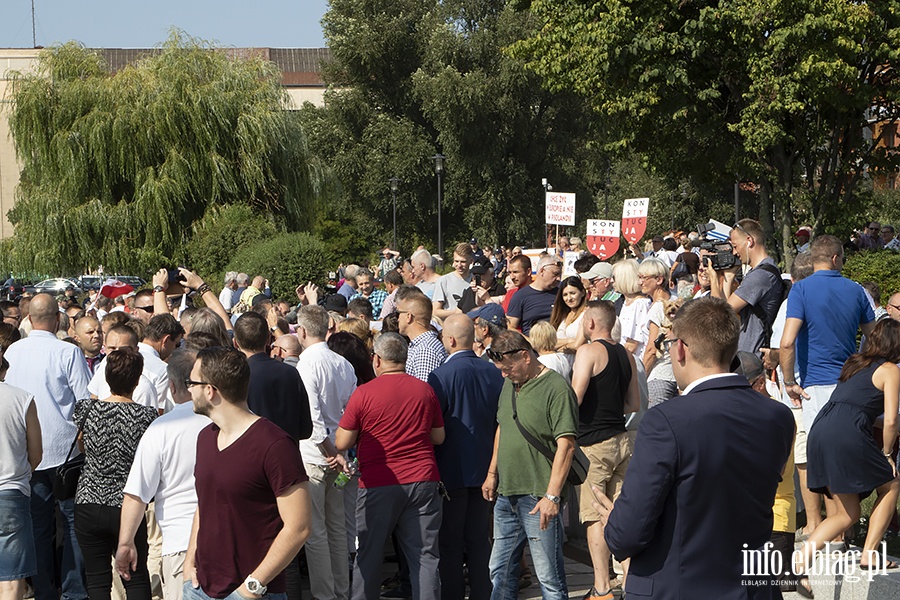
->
xmin=470 ymin=237 xmax=478 ymax=245
xmin=582 ymin=262 xmax=613 ymax=280
xmin=323 ymin=294 xmax=348 ymax=313
xmin=795 ymin=227 xmax=811 ymax=238
xmin=468 ymin=303 xmax=506 ymax=326
xmin=732 ymin=351 xmax=764 ymax=382
xmin=652 ymin=235 xmax=664 ymax=242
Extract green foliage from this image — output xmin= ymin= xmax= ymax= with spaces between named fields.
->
xmin=843 ymin=250 xmax=900 ymax=304
xmin=7 ymin=32 xmax=327 ymax=274
xmin=181 ymin=204 xmax=281 ymax=285
xmin=226 ymin=232 xmax=336 ymax=301
xmin=302 ymin=0 xmax=611 ymax=257
xmin=513 ymin=0 xmax=900 ymax=263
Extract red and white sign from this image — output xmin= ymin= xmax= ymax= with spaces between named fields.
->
xmin=545 ymin=192 xmax=576 ymax=226
xmin=586 ymin=219 xmax=621 ymax=260
xmin=622 ymin=197 xmax=649 ymax=244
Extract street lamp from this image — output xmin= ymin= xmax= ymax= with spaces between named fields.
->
xmin=389 ymin=177 xmax=400 ymax=251
xmin=432 ymin=154 xmax=445 ymax=257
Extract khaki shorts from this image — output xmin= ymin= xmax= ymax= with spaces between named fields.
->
xmin=579 ymin=432 xmax=633 ymax=523
xmin=792 ymin=406 xmax=807 ymax=464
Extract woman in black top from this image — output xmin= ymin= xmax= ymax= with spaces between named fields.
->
xmin=73 ymin=347 xmax=157 ymax=600
xmin=797 ymin=320 xmax=900 ymax=594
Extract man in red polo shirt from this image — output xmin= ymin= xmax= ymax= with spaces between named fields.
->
xmin=336 ymin=332 xmax=445 ymax=600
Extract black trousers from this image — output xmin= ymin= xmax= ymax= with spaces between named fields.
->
xmin=74 ymin=503 xmax=151 ymax=600
xmin=439 ymin=487 xmax=492 ymax=600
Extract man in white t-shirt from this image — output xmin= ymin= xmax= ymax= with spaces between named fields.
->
xmin=114 ymin=348 xmax=210 ymax=600
xmin=433 ymin=242 xmax=475 ymax=319
xmin=89 ymin=325 xmax=159 ymax=410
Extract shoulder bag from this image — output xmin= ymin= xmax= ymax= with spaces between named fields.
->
xmin=510 ymin=389 xmax=589 ymax=487
xmin=53 ymin=400 xmax=94 ymax=501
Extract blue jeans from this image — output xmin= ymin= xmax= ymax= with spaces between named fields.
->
xmin=30 ymin=469 xmax=87 ymax=600
xmin=0 ymin=489 xmax=37 ymax=580
xmin=183 ymin=581 xmax=287 ymax=600
xmin=489 ymin=494 xmax=567 ymax=600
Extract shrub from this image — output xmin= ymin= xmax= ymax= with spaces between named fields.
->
xmin=843 ymin=249 xmax=900 ymax=304
xmin=226 ymin=232 xmax=335 ymax=301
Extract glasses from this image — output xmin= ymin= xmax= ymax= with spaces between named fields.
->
xmin=658 ymin=338 xmax=688 ymax=353
xmin=890 ymin=304 xmax=900 ymax=311
xmin=869 ymin=227 xmax=880 ymax=231
xmin=184 ymin=379 xmax=213 ymax=388
xmin=134 ymin=305 xmax=154 ymax=313
xmin=487 ymin=348 xmax=527 ymax=362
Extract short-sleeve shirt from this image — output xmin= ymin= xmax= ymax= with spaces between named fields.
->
xmin=507 ymin=285 xmax=556 ymax=335
xmin=338 ymin=374 xmax=444 ymax=489
xmin=495 ymin=370 xmax=578 ymax=498
xmin=458 ymin=279 xmax=506 ymax=314
xmin=785 ymin=270 xmax=875 ymax=386
xmin=74 ymin=399 xmax=158 ymax=507
xmin=734 ymin=257 xmax=783 ymax=354
xmin=194 ymin=418 xmax=308 ymax=599
xmin=645 ymin=300 xmax=674 ymax=383
xmin=433 ymin=273 xmax=472 ymax=310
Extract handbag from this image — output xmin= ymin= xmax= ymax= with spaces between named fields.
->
xmin=510 ymin=389 xmax=589 ymax=487
xmin=53 ymin=400 xmax=94 ymax=501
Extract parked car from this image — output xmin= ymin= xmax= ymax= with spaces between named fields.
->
xmin=78 ymin=275 xmax=102 ymax=291
xmin=26 ymin=278 xmax=83 ymax=296
xmin=1 ymin=278 xmax=28 ymax=300
xmin=114 ymin=276 xmax=146 ymax=289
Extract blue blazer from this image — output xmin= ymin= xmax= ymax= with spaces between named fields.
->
xmin=427 ymin=350 xmax=504 ymax=489
xmin=605 ymin=374 xmax=794 ymax=599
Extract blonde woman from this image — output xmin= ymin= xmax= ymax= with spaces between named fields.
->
xmin=612 ymin=260 xmax=651 ymax=362
xmin=337 ymin=317 xmax=373 ymax=352
xmin=529 ymin=321 xmax=572 ymax=383
xmin=639 ymin=258 xmax=677 ymax=408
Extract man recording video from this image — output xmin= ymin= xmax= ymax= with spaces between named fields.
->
xmin=708 ymin=219 xmax=783 ymax=355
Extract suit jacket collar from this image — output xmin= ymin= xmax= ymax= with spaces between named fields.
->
xmin=682 ymin=373 xmax=751 ymax=395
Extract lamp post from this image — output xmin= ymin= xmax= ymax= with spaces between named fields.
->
xmin=432 ymin=154 xmax=445 ymax=257
xmin=389 ymin=177 xmax=400 ymax=251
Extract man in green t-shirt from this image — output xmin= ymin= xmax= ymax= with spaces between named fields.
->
xmin=481 ymin=330 xmax=578 ymax=599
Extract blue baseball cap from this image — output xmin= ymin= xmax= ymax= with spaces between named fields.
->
xmin=468 ymin=303 xmax=506 ymax=326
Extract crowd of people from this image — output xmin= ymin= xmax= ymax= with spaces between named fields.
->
xmin=0 ymin=220 xmax=898 ymax=600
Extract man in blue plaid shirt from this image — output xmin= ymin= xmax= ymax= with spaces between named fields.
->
xmin=397 ymin=292 xmax=447 ymax=381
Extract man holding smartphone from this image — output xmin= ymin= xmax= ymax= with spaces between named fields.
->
xmin=458 ymin=259 xmax=505 ymax=314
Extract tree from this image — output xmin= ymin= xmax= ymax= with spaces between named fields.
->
xmin=302 ymin=0 xmax=610 ymax=255
xmin=7 ymin=32 xmax=328 ymax=274
xmin=512 ymin=0 xmax=900 ymax=266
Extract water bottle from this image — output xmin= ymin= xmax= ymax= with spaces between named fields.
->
xmin=333 ymin=458 xmax=358 ymax=489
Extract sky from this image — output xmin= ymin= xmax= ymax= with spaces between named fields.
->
xmin=1 ymin=0 xmax=330 ymax=49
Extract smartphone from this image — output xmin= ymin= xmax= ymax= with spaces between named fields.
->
xmin=474 ymin=274 xmax=482 ymax=287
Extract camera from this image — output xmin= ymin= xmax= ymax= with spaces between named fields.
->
xmin=693 ymin=223 xmax=738 ymax=270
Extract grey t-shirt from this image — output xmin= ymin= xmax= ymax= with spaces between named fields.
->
xmin=433 ymin=273 xmax=472 ymax=311
xmin=0 ymin=383 xmax=34 ymax=495
xmin=735 ymin=257 xmax=783 ymax=355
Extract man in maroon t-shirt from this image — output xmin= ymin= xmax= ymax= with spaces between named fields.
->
xmin=336 ymin=332 xmax=445 ymax=600
xmin=183 ymin=347 xmax=311 ymax=600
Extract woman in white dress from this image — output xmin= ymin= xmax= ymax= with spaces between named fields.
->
xmin=549 ymin=276 xmax=588 ymax=356
xmin=612 ymin=260 xmax=651 ymax=362
xmin=530 ymin=321 xmax=572 ymax=383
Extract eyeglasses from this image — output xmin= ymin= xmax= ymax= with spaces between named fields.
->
xmin=890 ymin=304 xmax=900 ymax=311
xmin=487 ymin=348 xmax=527 ymax=362
xmin=869 ymin=227 xmax=880 ymax=231
xmin=658 ymin=338 xmax=688 ymax=353
xmin=184 ymin=379 xmax=213 ymax=388
xmin=134 ymin=305 xmax=154 ymax=313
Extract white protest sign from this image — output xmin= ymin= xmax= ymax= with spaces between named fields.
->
xmin=545 ymin=192 xmax=576 ymax=226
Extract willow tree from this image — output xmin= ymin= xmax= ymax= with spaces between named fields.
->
xmin=8 ymin=32 xmax=327 ymax=274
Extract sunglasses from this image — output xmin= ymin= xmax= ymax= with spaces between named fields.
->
xmin=487 ymin=348 xmax=527 ymax=362
xmin=184 ymin=379 xmax=213 ymax=388
xmin=134 ymin=305 xmax=154 ymax=313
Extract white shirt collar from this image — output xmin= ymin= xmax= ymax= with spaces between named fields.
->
xmin=681 ymin=372 xmax=735 ymax=395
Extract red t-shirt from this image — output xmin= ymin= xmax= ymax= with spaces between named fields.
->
xmin=501 ymin=284 xmax=522 ymax=313
xmin=194 ymin=418 xmax=308 ymax=598
xmin=339 ymin=374 xmax=444 ymax=488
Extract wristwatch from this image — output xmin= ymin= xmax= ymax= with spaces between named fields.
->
xmin=544 ymin=493 xmax=561 ymax=504
xmin=153 ymin=285 xmax=166 ymax=293
xmin=244 ymin=576 xmax=267 ymax=596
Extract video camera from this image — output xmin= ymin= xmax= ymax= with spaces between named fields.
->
xmin=692 ymin=223 xmax=738 ymax=270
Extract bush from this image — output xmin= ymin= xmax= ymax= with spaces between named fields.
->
xmin=843 ymin=249 xmax=900 ymax=304
xmin=226 ymin=232 xmax=335 ymax=301
xmin=182 ymin=205 xmax=281 ymax=285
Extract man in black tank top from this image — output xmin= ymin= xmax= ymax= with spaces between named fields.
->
xmin=571 ymin=300 xmax=641 ymax=600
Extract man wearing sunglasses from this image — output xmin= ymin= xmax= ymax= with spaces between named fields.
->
xmin=856 ymin=221 xmax=884 ymax=251
xmin=482 ymin=330 xmax=578 ymax=599
xmin=507 ymin=255 xmax=562 ymax=335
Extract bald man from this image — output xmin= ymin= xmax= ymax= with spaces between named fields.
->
xmin=271 ymin=333 xmax=302 ymax=368
xmin=73 ymin=315 xmax=104 ymax=374
xmin=427 ymin=314 xmax=505 ymax=600
xmin=5 ymin=293 xmax=92 ymax=600
xmin=887 ymin=292 xmax=900 ymax=322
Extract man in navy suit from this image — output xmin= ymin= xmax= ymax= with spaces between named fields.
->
xmin=427 ymin=314 xmax=504 ymax=600
xmin=595 ymin=296 xmax=794 ymax=599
